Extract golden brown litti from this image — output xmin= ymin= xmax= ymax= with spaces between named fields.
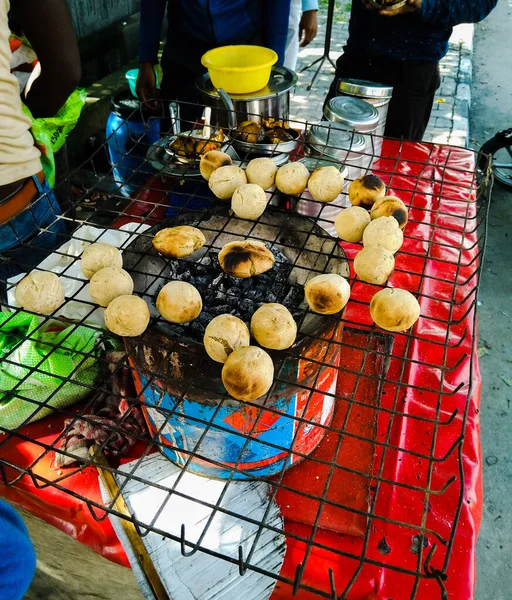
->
xmin=334 ymin=206 xmax=371 ymax=243
xmin=362 ymin=216 xmax=404 ymax=254
xmin=370 ymin=288 xmax=421 ymax=332
xmin=204 ymin=314 xmax=250 ymax=363
xmin=348 ymin=174 xmax=386 ymax=208
xmin=370 ymin=196 xmax=408 ymax=229
xmin=152 ymin=226 xmax=206 ymax=258
xmin=199 ymin=150 xmax=233 ymax=181
xmin=246 ymin=157 xmax=278 ymax=190
xmin=275 ymin=162 xmax=310 ymax=196
xmin=307 ymin=166 xmax=344 ymax=203
xmin=89 ymin=267 xmax=134 ymax=307
xmin=208 ymin=165 xmax=247 ymax=200
xmin=156 ymin=281 xmax=202 ymax=323
xmin=304 ymin=274 xmax=351 ymax=315
xmin=81 ymin=243 xmax=122 ymax=279
xmin=104 ymin=295 xmax=150 ymax=337
xmin=231 ymin=183 xmax=268 ymax=220
xmin=218 ymin=240 xmax=274 ymax=278
xmin=222 ymin=346 xmax=274 ymax=401
xmin=15 ymin=271 xmax=65 ymax=315
xmin=251 ymin=303 xmax=297 ymax=350
xmin=354 ymin=246 xmax=395 ymax=285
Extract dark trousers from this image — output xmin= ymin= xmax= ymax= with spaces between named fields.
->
xmin=160 ymin=61 xmax=205 ymax=129
xmin=325 ymin=54 xmax=441 ymax=142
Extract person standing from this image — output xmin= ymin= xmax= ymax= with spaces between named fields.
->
xmin=324 ymin=0 xmax=498 ymax=141
xmin=136 ymin=0 xmax=292 ymax=125
xmin=284 ymin=0 xmax=319 ymax=72
xmin=0 ymin=0 xmax=81 ymax=283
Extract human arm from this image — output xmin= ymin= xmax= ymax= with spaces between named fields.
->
xmin=373 ymin=0 xmax=498 ymax=25
xmin=300 ymin=0 xmax=318 ymax=47
xmin=15 ymin=0 xmax=81 ymax=119
xmin=263 ymin=0 xmax=292 ymax=65
xmin=137 ymin=0 xmax=167 ymax=104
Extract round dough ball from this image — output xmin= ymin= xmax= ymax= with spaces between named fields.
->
xmin=307 ymin=166 xmax=344 ymax=203
xmin=81 ymin=243 xmax=122 ymax=280
xmin=152 ymin=226 xmax=206 ymax=258
xmin=156 ymin=281 xmax=202 ymax=323
xmin=89 ymin=267 xmax=134 ymax=307
xmin=334 ymin=206 xmax=371 ymax=243
xmin=222 ymin=346 xmax=274 ymax=401
xmin=370 ymin=195 xmax=408 ymax=229
xmin=15 ymin=271 xmax=64 ymax=315
xmin=246 ymin=157 xmax=278 ymax=190
xmin=208 ymin=165 xmax=247 ymax=200
xmin=362 ymin=216 xmax=404 ymax=254
xmin=354 ymin=246 xmax=395 ymax=285
xmin=200 ymin=150 xmax=233 ymax=181
xmin=251 ymin=303 xmax=297 ymax=350
xmin=304 ymin=274 xmax=351 ymax=315
xmin=204 ymin=314 xmax=250 ymax=363
xmin=370 ymin=288 xmax=420 ymax=332
xmin=275 ymin=162 xmax=310 ymax=196
xmin=104 ymin=295 xmax=150 ymax=337
xmin=348 ymin=174 xmax=386 ymax=208
xmin=218 ymin=240 xmax=274 ymax=278
xmin=231 ymin=183 xmax=268 ymax=220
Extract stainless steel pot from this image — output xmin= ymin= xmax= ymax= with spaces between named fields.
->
xmin=195 ymin=66 xmax=297 ymax=129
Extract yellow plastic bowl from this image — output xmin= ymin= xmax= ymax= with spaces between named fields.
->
xmin=201 ymin=45 xmax=278 ymax=95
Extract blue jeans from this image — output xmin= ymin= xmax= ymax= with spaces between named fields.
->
xmin=0 ymin=175 xmax=68 ymax=285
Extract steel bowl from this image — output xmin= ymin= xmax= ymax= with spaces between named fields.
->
xmin=233 ymin=127 xmax=300 ymax=157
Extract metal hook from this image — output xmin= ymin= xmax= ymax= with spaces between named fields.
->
xmin=180 ymin=523 xmax=197 ymax=557
xmin=424 ymin=544 xmax=449 ymax=600
xmin=238 ymin=545 xmax=247 ymax=576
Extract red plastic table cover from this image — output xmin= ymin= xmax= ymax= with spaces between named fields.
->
xmin=0 ymin=140 xmax=483 ymax=599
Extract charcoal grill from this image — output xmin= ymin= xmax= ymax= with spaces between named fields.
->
xmin=0 ymin=100 xmax=492 ymax=600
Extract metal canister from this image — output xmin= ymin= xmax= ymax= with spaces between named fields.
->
xmin=294 ymin=157 xmax=350 ymax=238
xmin=324 ymin=96 xmax=381 ymax=159
xmin=305 ymin=122 xmax=367 ymax=182
xmin=336 ymin=78 xmax=393 ymax=138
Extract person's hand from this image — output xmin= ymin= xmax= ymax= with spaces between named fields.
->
xmin=299 ymin=10 xmax=318 ymax=47
xmin=362 ymin=0 xmax=421 ymax=16
xmin=136 ymin=62 xmax=159 ymax=109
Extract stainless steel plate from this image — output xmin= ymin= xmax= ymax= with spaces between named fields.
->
xmin=233 ymin=128 xmax=300 ymax=157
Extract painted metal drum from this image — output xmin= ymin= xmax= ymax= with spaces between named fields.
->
xmin=294 ymin=157 xmax=350 ymax=237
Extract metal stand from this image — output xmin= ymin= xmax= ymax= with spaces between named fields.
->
xmin=300 ymin=0 xmax=337 ymax=91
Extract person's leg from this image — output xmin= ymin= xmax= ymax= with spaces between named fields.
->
xmin=160 ymin=60 xmax=205 ymax=130
xmin=284 ymin=0 xmax=302 ymax=71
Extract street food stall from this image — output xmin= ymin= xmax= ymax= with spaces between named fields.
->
xmin=0 ymin=53 xmax=489 ymax=600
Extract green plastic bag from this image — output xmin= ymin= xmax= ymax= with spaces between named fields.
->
xmin=0 ymin=312 xmax=101 ymax=431
xmin=22 ymin=88 xmax=87 ymax=187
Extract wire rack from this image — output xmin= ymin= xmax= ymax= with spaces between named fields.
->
xmin=0 ymin=101 xmax=492 ymax=600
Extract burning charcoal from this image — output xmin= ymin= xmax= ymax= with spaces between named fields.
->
xmin=266 ymin=292 xmax=278 ymax=303
xmin=210 ymin=304 xmax=231 ymax=316
xmin=227 ymin=286 xmax=242 ymax=297
xmin=199 ymin=312 xmax=213 ymax=326
xmin=239 ymin=298 xmax=254 ymax=314
xmin=190 ymin=321 xmax=205 ymax=335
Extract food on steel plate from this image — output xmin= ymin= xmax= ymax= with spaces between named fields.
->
xmin=221 ymin=346 xmax=274 ymax=401
xmin=170 ymin=129 xmax=225 ymax=158
xmin=307 ymin=165 xmax=345 ymax=203
xmin=199 ymin=150 xmax=233 ymax=181
xmin=362 ymin=216 xmax=404 ymax=254
xmin=15 ymin=271 xmax=65 ymax=315
xmin=231 ymin=183 xmax=268 ymax=220
xmin=208 ymin=165 xmax=247 ymax=200
xmin=81 ymin=242 xmax=123 ymax=280
xmin=348 ymin=174 xmax=386 ymax=209
xmin=354 ymin=246 xmax=395 ymax=285
xmin=370 ymin=195 xmax=409 ymax=229
xmin=156 ymin=281 xmax=203 ymax=324
xmin=304 ymin=273 xmax=351 ymax=315
xmin=275 ymin=161 xmax=310 ymax=196
xmin=104 ymin=295 xmax=150 ymax=337
xmin=236 ymin=120 xmax=263 ymax=143
xmin=203 ymin=314 xmax=250 ymax=363
xmin=370 ymin=288 xmax=421 ymax=332
xmin=251 ymin=303 xmax=297 ymax=350
xmin=261 ymin=118 xmax=295 ymax=143
xmin=218 ymin=240 xmax=275 ymax=278
xmin=89 ymin=267 xmax=134 ymax=307
xmin=334 ymin=206 xmax=371 ymax=243
xmin=152 ymin=226 xmax=206 ymax=259
xmin=246 ymin=157 xmax=278 ymax=190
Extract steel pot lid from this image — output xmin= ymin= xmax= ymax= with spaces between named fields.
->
xmin=195 ymin=66 xmax=297 ymax=100
xmin=337 ymin=78 xmax=393 ymax=99
xmin=298 ymin=156 xmax=348 ymax=177
xmin=324 ymin=97 xmax=379 ymax=131
xmin=306 ymin=123 xmax=366 ymax=155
